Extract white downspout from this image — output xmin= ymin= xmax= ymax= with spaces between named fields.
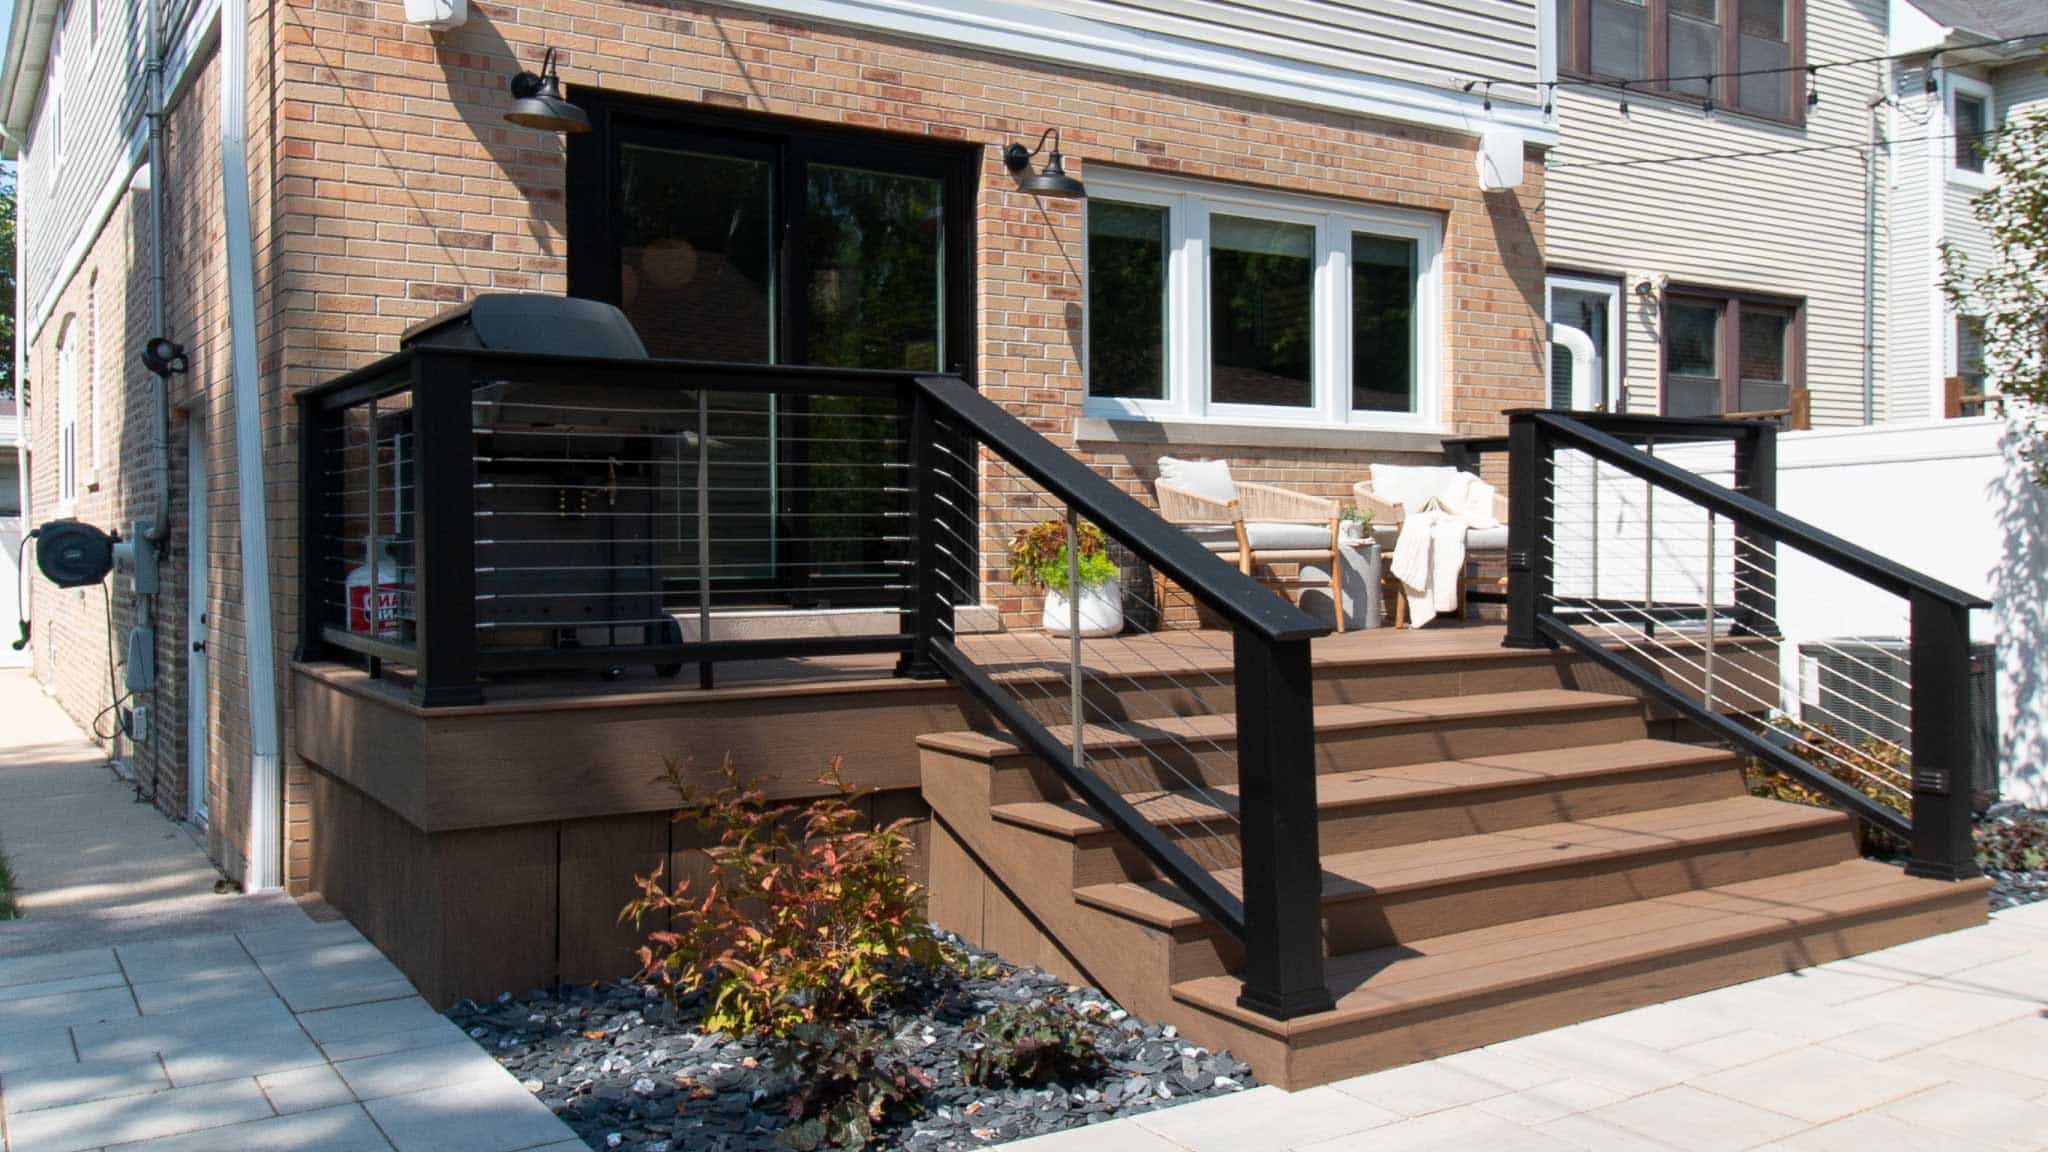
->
xmin=220 ymin=0 xmax=281 ymax=890
xmin=1549 ymin=321 xmax=1598 ymax=410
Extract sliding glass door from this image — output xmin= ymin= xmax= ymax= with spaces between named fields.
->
xmin=569 ymin=99 xmax=973 ymax=612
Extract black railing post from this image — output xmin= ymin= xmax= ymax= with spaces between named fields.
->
xmin=1505 ymin=412 xmax=1554 ymax=649
xmin=1233 ymin=631 xmax=1334 ymax=1020
xmin=410 ymin=353 xmax=484 ymax=707
xmin=1905 ymin=591 xmax=1981 ymax=881
xmin=298 ymin=390 xmax=332 ymax=663
xmin=897 ymin=385 xmax=948 ymax=679
xmin=1732 ymin=423 xmax=1779 ymax=637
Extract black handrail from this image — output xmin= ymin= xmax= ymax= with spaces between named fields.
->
xmin=1535 ymin=412 xmax=1989 ymax=611
xmin=1506 ymin=409 xmax=1984 ymax=881
xmin=916 ymin=375 xmax=1328 ymax=644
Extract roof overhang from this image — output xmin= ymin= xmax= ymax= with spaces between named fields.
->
xmin=1891 ymin=0 xmax=2048 ymax=65
xmin=0 ymin=0 xmax=63 ymax=159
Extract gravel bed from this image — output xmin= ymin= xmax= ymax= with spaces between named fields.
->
xmin=449 ymin=933 xmax=1254 ymax=1152
xmin=1979 ymin=803 xmax=2048 ymax=912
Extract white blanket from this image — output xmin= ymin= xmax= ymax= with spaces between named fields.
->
xmin=1389 ymin=472 xmax=1500 ymax=628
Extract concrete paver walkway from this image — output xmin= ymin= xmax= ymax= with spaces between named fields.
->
xmin=1006 ymin=899 xmax=2048 ymax=1152
xmin=0 ymin=671 xmax=583 ymax=1152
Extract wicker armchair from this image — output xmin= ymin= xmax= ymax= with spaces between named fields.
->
xmin=1353 ymin=473 xmax=1509 ymax=628
xmin=1156 ymin=469 xmax=1346 ymax=633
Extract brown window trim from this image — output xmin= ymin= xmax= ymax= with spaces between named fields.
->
xmin=1658 ymin=285 xmax=1805 ymax=417
xmin=1557 ymin=0 xmax=1807 ymax=128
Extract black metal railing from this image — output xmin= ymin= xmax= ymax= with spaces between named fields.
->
xmin=299 ymin=350 xmax=1335 ymax=1019
xmin=1501 ymin=409 xmax=1990 ymax=881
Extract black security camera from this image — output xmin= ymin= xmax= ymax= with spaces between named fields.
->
xmin=141 ymin=337 xmax=189 ymax=377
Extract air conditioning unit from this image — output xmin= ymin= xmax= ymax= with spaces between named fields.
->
xmin=1797 ymin=637 xmax=1998 ymax=809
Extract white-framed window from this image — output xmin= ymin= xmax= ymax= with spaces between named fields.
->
xmin=1947 ymin=73 xmax=1995 ymax=189
xmin=57 ymin=317 xmax=80 ymax=507
xmin=1545 ymin=272 xmax=1622 ymax=411
xmin=1082 ymin=169 xmax=1443 ymax=430
xmin=85 ymin=271 xmax=100 ymax=482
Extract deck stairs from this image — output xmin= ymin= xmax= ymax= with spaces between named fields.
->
xmin=918 ymin=635 xmax=1989 ymax=1090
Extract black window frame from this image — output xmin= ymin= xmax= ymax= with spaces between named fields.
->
xmin=1557 ymin=0 xmax=1807 ymax=126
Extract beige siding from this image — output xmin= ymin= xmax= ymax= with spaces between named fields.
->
xmin=1543 ymin=0 xmax=1889 ymax=426
xmin=1022 ymin=0 xmax=1541 ymax=100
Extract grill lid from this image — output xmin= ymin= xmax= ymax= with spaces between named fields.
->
xmin=401 ymin=294 xmax=649 ymax=360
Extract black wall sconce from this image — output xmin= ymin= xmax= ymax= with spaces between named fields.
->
xmin=1002 ymin=128 xmax=1085 ymax=198
xmin=506 ymin=48 xmax=591 ymax=134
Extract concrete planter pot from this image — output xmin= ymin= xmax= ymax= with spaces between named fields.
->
xmin=1041 ymin=582 xmax=1123 ymax=638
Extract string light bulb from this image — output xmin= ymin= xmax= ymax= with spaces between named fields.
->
xmin=1806 ymin=66 xmax=1820 ymax=107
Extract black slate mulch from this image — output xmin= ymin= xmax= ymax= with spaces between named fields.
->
xmin=448 ymin=933 xmax=1254 ymax=1152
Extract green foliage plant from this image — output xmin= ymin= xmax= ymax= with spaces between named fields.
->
xmin=1745 ymin=720 xmax=1910 ymax=852
xmin=774 ymin=1024 xmax=931 ymax=1152
xmin=621 ymin=756 xmax=940 ymax=1041
xmin=1007 ymin=517 xmax=1114 ymax=592
xmin=1977 ymin=811 xmax=2048 ymax=872
xmin=1941 ymin=71 xmax=2048 ymax=483
xmin=959 ymin=1000 xmax=1101 ymax=1088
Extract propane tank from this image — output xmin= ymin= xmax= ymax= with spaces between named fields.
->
xmin=344 ymin=543 xmax=414 ymax=642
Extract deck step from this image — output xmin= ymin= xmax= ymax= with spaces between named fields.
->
xmin=1167 ymin=859 xmax=1990 ymax=1083
xmin=992 ymin=738 xmax=1745 ymax=876
xmin=922 ymin=689 xmax=1650 ymax=802
xmin=1074 ymin=795 xmax=1856 ymax=955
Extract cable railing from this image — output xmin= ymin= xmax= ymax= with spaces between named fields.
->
xmin=299 ymin=351 xmax=1336 ymax=1021
xmin=1497 ymin=409 xmax=1990 ymax=881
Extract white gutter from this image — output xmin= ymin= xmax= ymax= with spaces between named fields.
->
xmin=220 ymin=0 xmax=281 ymax=891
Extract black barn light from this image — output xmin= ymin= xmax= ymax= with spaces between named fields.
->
xmin=506 ymin=48 xmax=590 ymax=134
xmin=1002 ymin=128 xmax=1085 ymax=198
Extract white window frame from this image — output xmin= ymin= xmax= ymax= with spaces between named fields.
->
xmin=1082 ymin=168 xmax=1443 ymax=432
xmin=1945 ymin=73 xmax=1995 ymax=191
xmin=1544 ymin=272 xmax=1623 ymax=411
xmin=57 ymin=317 xmax=80 ymax=508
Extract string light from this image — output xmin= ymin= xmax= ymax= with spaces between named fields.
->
xmin=1547 ymin=124 xmax=2015 ymax=171
xmin=1925 ymin=54 xmax=1942 ymax=95
xmin=1806 ymin=66 xmax=1820 ymax=108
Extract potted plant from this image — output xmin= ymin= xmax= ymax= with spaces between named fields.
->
xmin=1338 ymin=503 xmax=1374 ymax=544
xmin=1009 ymin=518 xmax=1124 ymax=637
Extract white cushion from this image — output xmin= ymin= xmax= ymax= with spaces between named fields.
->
xmin=1367 ymin=464 xmax=1461 ymax=510
xmin=1186 ymin=521 xmax=1333 ymax=552
xmin=1158 ymin=456 xmax=1238 ymax=505
xmin=1465 ymin=524 xmax=1509 ymax=551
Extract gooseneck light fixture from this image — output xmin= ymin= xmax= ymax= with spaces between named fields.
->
xmin=505 ymin=48 xmax=590 ymax=134
xmin=1002 ymin=128 xmax=1085 ymax=198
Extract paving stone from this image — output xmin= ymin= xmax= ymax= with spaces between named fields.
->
xmin=1134 ymin=1085 xmax=1395 ymax=1151
xmin=362 ymin=1074 xmax=578 ymax=1152
xmin=1771 ymin=1109 xmax=1965 ymax=1152
xmin=110 ymin=1102 xmax=394 ymax=1151
xmin=0 ymin=949 xmax=120 ymax=990
xmin=1834 ymin=981 xmax=2038 ymax=1041
xmin=72 ymin=999 xmax=323 ymax=1086
xmin=258 ymin=1064 xmax=356 ymax=1115
xmin=0 ymin=972 xmax=131 ymax=1000
xmin=1472 ymin=1078 xmax=1629 ymax=1126
xmin=1531 ymin=1113 xmax=1688 ymax=1152
xmin=1882 ymin=1046 xmax=2048 ymax=1102
xmin=0 ymin=1028 xmax=78 ymax=1074
xmin=1665 ymin=1029 xmax=1812 ymax=1072
xmin=115 ymin=935 xmax=262 ymax=987
xmin=1575 ymin=999 xmax=1748 ymax=1051
xmin=0 ymin=1055 xmax=170 ymax=1114
xmin=1488 ymin=1028 xmax=1717 ymax=1097
xmin=999 ymin=1121 xmax=1188 ymax=1152
xmin=1331 ymin=1060 xmax=1516 ymax=1118
xmin=1435 ymin=1046 xmax=1568 ymax=1093
xmin=1693 ymin=1046 xmax=1946 ymax=1124
xmin=1 ymin=1076 xmax=273 ymax=1152
xmin=0 ymin=987 xmax=138 ymax=1037
xmin=1740 ymin=964 xmax=1910 ymax=1006
xmin=1878 ymin=1082 xmax=2048 ymax=1151
xmin=333 ymin=1039 xmax=507 ymax=1101
xmin=1586 ymin=1085 xmax=1805 ymax=1152
xmin=296 ymin=997 xmax=463 ymax=1063
xmin=1921 ymin=1015 xmax=2048 ymax=1083
xmin=1299 ymin=1104 xmax=1582 ymax=1152
xmin=130 ymin=969 xmax=279 ymax=1016
xmin=1654 ymin=987 xmax=1869 ymax=1043
xmin=236 ymin=921 xmax=369 ymax=961
xmin=1817 ymin=1022 xmax=1947 ymax=1062
xmin=254 ymin=942 xmax=416 ymax=1013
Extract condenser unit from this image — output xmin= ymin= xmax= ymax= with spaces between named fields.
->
xmin=1797 ymin=637 xmax=1999 ymax=808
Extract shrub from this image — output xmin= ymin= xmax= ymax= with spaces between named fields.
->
xmin=1977 ymin=809 xmax=2048 ymax=872
xmin=959 ymin=1000 xmax=1101 ymax=1088
xmin=1007 ymin=517 xmax=1109 ymax=591
xmin=620 ymin=756 xmax=940 ymax=1041
xmin=775 ymin=1024 xmax=930 ymax=1152
xmin=1745 ymin=720 xmax=1910 ymax=852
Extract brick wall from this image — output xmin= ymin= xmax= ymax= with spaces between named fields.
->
xmin=30 ymin=0 xmax=1549 ymax=887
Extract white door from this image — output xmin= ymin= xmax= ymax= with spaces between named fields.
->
xmin=186 ymin=417 xmax=209 ymax=826
xmin=1546 ymin=273 xmax=1622 ymax=411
